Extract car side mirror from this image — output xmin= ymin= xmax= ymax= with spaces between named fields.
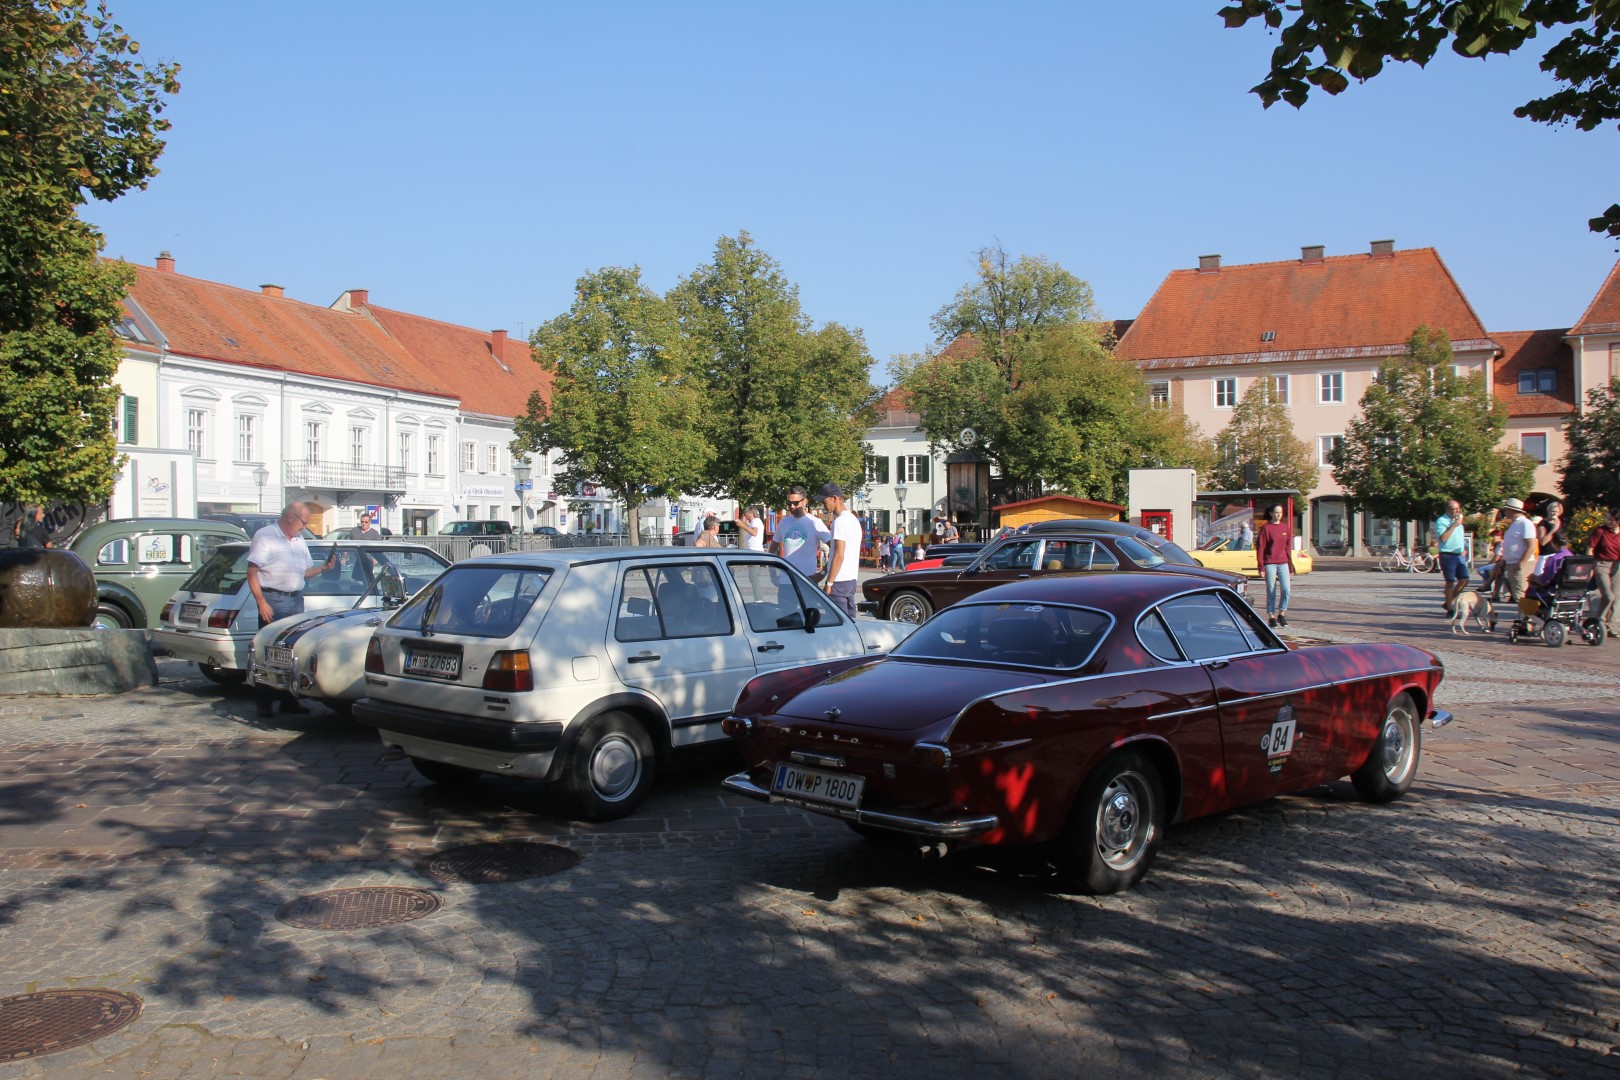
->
xmin=379 ymin=565 xmax=407 ymax=607
xmin=804 ymin=606 xmax=821 ymax=633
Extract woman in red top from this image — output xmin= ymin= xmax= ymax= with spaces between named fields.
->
xmin=1255 ymin=503 xmax=1297 ymax=628
xmin=1588 ymin=511 xmax=1620 ymax=635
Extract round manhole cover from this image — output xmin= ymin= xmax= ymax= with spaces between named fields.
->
xmin=416 ymin=840 xmax=581 ymax=884
xmin=275 ymin=886 xmax=443 ymax=930
xmin=0 ymin=988 xmax=142 ymax=1062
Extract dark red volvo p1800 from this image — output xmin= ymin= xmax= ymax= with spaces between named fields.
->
xmin=723 ymin=573 xmax=1450 ymax=893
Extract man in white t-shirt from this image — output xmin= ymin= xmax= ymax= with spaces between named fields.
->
xmin=247 ymin=501 xmax=335 ymax=717
xmin=738 ymin=506 xmax=765 ymax=552
xmin=772 ymin=486 xmax=829 ymax=579
xmin=819 ymin=483 xmax=862 ymax=620
xmin=1497 ymin=497 xmax=1539 ymax=603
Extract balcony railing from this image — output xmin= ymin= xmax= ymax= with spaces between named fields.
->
xmin=283 ymin=460 xmax=407 ymax=493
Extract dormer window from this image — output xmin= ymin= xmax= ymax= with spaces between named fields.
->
xmin=1260 ymin=330 xmax=1276 ymax=343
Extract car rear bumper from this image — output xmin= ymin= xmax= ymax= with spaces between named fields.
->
xmin=722 ymin=772 xmax=999 ymax=839
xmin=353 ymin=699 xmax=564 ymax=753
xmin=153 ymin=628 xmax=247 ymax=670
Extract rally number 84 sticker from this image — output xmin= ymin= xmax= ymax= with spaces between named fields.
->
xmin=1260 ymin=703 xmax=1297 ymax=773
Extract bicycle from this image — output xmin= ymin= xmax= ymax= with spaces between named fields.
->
xmin=1379 ymin=546 xmax=1435 ymax=573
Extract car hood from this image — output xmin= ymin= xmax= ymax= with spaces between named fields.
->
xmin=772 ymin=659 xmax=1048 ymax=734
xmin=273 ymin=607 xmax=382 ymax=647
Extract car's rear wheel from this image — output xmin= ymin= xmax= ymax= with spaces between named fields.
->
xmin=92 ymin=602 xmax=132 ymax=630
xmin=885 ymin=590 xmax=933 ymax=624
xmin=1351 ymin=692 xmax=1420 ymax=803
xmin=561 ymin=711 xmax=655 ymax=821
xmin=1055 ymin=750 xmax=1164 ymax=895
xmin=409 ymin=756 xmax=481 ymax=787
xmin=198 ymin=663 xmax=247 ymax=686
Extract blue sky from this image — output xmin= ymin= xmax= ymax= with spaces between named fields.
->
xmin=86 ymin=1 xmax=1620 ymax=379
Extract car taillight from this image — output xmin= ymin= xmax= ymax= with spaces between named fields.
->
xmin=365 ymin=637 xmax=384 ymax=674
xmin=721 ymin=716 xmax=752 ymax=737
xmin=482 ymin=650 xmax=532 ymax=692
xmin=208 ymin=608 xmax=237 ymax=629
xmin=159 ymin=602 xmax=172 ymax=622
xmin=913 ymin=742 xmax=953 ymax=768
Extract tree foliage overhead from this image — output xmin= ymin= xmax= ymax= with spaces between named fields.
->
xmin=0 ymin=0 xmax=179 ymax=505
xmin=1333 ymin=326 xmax=1538 ymax=524
xmin=930 ymin=243 xmax=1099 ymax=376
xmin=1220 ymin=0 xmax=1620 ymax=237
xmin=670 ymin=232 xmax=876 ymax=505
xmin=512 ymin=266 xmax=711 ymax=544
xmin=1207 ymin=376 xmax=1319 ymax=496
xmin=1558 ymin=377 xmax=1620 ymax=510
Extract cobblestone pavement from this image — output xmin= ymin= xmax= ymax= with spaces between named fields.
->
xmin=1 ymin=573 xmax=1616 ymax=1079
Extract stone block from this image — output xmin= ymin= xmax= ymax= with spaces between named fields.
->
xmin=0 ymin=628 xmax=159 ymax=695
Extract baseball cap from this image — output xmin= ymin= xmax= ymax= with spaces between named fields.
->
xmin=818 ymin=483 xmax=845 ymax=500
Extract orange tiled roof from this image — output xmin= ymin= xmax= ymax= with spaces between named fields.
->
xmin=119 ymin=263 xmax=454 ymax=400
xmin=1571 ymin=260 xmax=1620 ymax=334
xmin=1115 ymin=247 xmax=1493 ymax=369
xmin=1492 ymin=329 xmax=1577 ymax=418
xmin=362 ymin=306 xmax=550 ymax=420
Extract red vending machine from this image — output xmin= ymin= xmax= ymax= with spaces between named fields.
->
xmin=1141 ymin=510 xmax=1173 ymax=541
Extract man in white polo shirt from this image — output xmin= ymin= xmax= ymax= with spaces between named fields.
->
xmin=819 ymin=482 xmax=861 ymax=620
xmin=248 ymin=502 xmax=335 ymax=717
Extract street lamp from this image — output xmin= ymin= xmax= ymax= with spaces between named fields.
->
xmin=251 ymin=464 xmax=269 ymax=512
xmin=513 ymin=462 xmax=531 ymax=534
xmin=894 ymin=481 xmax=908 ymax=536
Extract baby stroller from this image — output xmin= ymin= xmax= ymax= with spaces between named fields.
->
xmin=1508 ymin=554 xmax=1604 ymax=647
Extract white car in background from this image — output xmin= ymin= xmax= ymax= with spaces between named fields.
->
xmin=154 ymin=541 xmax=450 ymax=686
xmin=353 ymin=548 xmax=916 ymax=820
xmin=249 ymin=548 xmax=452 ymax=714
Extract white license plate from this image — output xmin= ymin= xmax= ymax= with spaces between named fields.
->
xmin=771 ymin=763 xmax=864 ymax=809
xmin=180 ymin=602 xmax=206 ymax=623
xmin=405 ymin=647 xmax=461 ymax=679
xmin=265 ymin=646 xmax=293 ymax=668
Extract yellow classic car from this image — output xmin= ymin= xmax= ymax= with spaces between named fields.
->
xmin=1190 ymin=536 xmax=1313 ymax=576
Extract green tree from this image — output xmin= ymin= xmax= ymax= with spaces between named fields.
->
xmin=998 ymin=325 xmax=1213 ymax=503
xmin=670 ymin=232 xmax=876 ymax=504
xmin=511 ymin=266 xmax=711 ymax=544
xmin=1333 ymin=327 xmax=1538 ymax=534
xmin=930 ymin=243 xmax=1099 ymax=375
xmin=1208 ymin=377 xmax=1319 ymax=496
xmin=1220 ymin=0 xmax=1620 ymax=237
xmin=0 ymin=0 xmax=180 ymax=504
xmin=888 ymin=342 xmax=1007 ymax=459
xmin=1559 ymin=377 xmax=1620 ymax=510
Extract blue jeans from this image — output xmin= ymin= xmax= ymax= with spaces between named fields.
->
xmin=828 ymin=579 xmax=858 ymax=621
xmin=1263 ymin=563 xmax=1291 ymax=616
xmin=255 ymin=588 xmax=305 ymax=706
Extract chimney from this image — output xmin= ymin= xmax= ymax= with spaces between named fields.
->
xmin=155 ymin=250 xmax=175 ymax=274
xmin=1197 ymin=254 xmax=1221 ymax=273
xmin=1301 ymin=245 xmax=1325 ymax=263
xmin=260 ymin=284 xmax=284 ymax=298
xmin=348 ymin=288 xmax=369 ymax=308
xmin=1369 ymin=239 xmax=1395 ymax=257
xmin=490 ymin=329 xmax=508 ymax=356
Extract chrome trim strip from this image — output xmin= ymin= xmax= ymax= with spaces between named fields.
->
xmin=790 ymin=750 xmax=846 ymax=769
xmin=721 ymin=773 xmax=999 ymax=838
xmin=1147 ymin=703 xmax=1218 ymax=722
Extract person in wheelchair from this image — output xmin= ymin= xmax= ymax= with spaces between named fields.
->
xmin=1511 ymin=532 xmax=1603 ymax=646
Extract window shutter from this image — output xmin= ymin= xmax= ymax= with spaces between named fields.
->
xmin=122 ymin=396 xmax=138 ymax=441
xmin=916 ymin=457 xmax=929 ymax=483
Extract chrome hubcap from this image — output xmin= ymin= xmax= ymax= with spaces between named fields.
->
xmin=1096 ymin=771 xmax=1152 ymax=869
xmin=1381 ymin=709 xmax=1415 ymax=779
xmin=892 ymin=597 xmax=927 ymax=623
xmin=589 ymin=734 xmax=641 ymax=801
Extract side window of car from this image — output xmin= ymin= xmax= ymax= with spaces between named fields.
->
xmin=728 ymin=562 xmax=811 ymax=632
xmin=96 ymin=539 xmax=130 ymax=566
xmin=1043 ymin=540 xmax=1118 ymax=571
xmin=1221 ymin=592 xmax=1280 ymax=651
xmin=618 ymin=564 xmax=735 ymax=641
xmin=616 ymin=569 xmax=661 ymax=642
xmin=1136 ymin=609 xmax=1184 ymax=661
xmin=984 ymin=540 xmax=1038 ymax=571
xmin=1156 ymin=593 xmax=1257 ymax=661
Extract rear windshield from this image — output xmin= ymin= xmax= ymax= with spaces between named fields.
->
xmin=181 ymin=547 xmax=251 ymax=594
xmin=1115 ymin=535 xmax=1167 ymax=568
xmin=1142 ymin=534 xmax=1198 ymax=566
xmin=889 ymin=601 xmax=1111 ymax=670
xmin=391 ymin=565 xmax=552 ymax=638
xmin=178 ymin=546 xmax=445 ymax=600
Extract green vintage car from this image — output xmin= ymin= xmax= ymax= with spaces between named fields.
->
xmin=68 ymin=517 xmax=248 ymax=630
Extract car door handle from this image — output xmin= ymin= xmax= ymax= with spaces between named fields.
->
xmin=1205 ymin=660 xmax=1230 ymax=670
xmin=757 ymin=642 xmax=785 ymax=653
xmin=1017 ymin=573 xmax=1031 ymax=579
xmin=628 ymin=652 xmax=661 ymax=664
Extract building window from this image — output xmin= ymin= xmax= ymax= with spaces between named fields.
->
xmin=186 ymin=409 xmax=208 ymax=457
xmin=304 ymin=421 xmax=323 ymax=463
xmin=1268 ymin=374 xmax=1289 ymax=405
xmin=426 ymin=435 xmax=442 ymax=475
xmin=1149 ymin=380 xmax=1170 ymax=407
xmin=1318 ymin=372 xmax=1344 ymax=404
xmin=864 ymin=455 xmax=890 ymax=485
xmin=1521 ymin=432 xmax=1548 ymax=463
xmin=899 ymin=455 xmax=930 ymax=483
xmin=398 ymin=432 xmax=413 ymax=472
xmin=462 ymin=441 xmax=476 ymax=471
xmin=1517 ymin=369 xmax=1556 ymax=394
xmin=486 ymin=444 xmax=498 ymax=474
xmin=236 ymin=414 xmax=258 ymax=462
xmin=350 ymin=426 xmax=366 ymax=467
xmin=1214 ymin=378 xmax=1237 ymax=409
xmin=1318 ymin=435 xmax=1342 ymax=466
